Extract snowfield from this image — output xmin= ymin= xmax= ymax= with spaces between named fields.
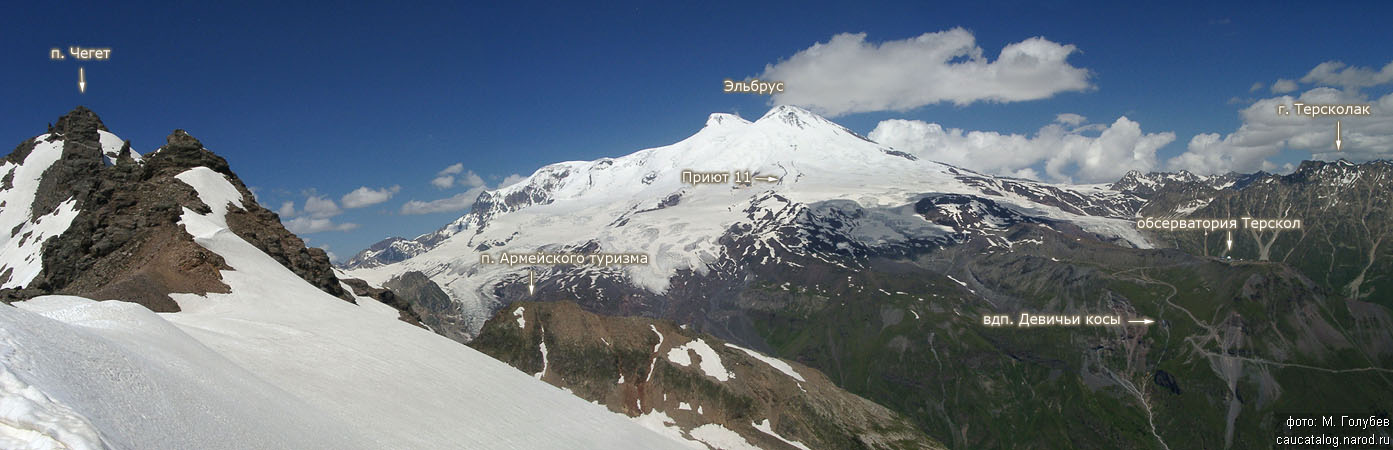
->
xmin=0 ymin=167 xmax=687 ymax=449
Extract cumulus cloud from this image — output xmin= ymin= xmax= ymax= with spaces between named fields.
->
xmin=403 ymin=165 xmax=523 ymax=215
xmin=399 ymin=187 xmax=487 ymax=215
xmin=1054 ymin=113 xmax=1087 ymax=126
xmin=869 ymin=116 xmax=1174 ymax=183
xmin=438 ymin=163 xmax=464 ymax=175
xmin=1270 ymin=79 xmax=1298 ymax=94
xmin=341 ymin=185 xmax=400 ymax=208
xmin=281 ymin=192 xmax=357 ymax=234
xmin=430 ymin=175 xmax=454 ymax=189
xmin=760 ymin=28 xmax=1092 ymax=117
xmin=498 ymin=173 xmax=526 ymax=188
xmin=302 ymin=195 xmax=342 ymax=218
xmin=285 ymin=217 xmax=359 ymax=234
xmin=1300 ymin=61 xmax=1393 ymax=90
xmin=1168 ymin=87 xmax=1393 ymax=174
xmin=430 ymin=163 xmax=484 ymax=189
xmin=1168 ymin=60 xmax=1393 ymax=174
xmin=460 ymin=171 xmax=484 ymax=187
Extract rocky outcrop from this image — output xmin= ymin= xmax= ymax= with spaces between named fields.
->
xmin=341 ymin=276 xmax=424 ymax=326
xmin=1 ymin=107 xmax=351 ymax=310
xmin=473 ymin=301 xmax=945 ymax=450
xmin=382 ymin=271 xmax=471 ymax=343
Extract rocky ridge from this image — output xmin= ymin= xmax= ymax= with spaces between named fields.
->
xmin=0 ymin=107 xmax=350 ymax=310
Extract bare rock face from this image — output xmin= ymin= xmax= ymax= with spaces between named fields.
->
xmin=382 ymin=271 xmax=472 ymax=343
xmin=1 ymin=107 xmax=351 ymax=310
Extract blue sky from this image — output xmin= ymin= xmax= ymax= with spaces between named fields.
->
xmin=3 ymin=1 xmax=1391 ymax=260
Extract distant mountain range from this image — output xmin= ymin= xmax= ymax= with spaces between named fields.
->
xmin=346 ymin=105 xmax=1393 ymax=449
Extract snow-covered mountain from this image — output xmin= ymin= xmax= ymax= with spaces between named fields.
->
xmin=346 ymin=105 xmax=1154 ymax=337
xmin=351 ymin=106 xmax=1392 ymax=449
xmin=342 ymin=236 xmax=429 ymax=268
xmin=0 ymin=107 xmax=690 ymax=449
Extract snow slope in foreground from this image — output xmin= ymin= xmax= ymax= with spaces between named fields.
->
xmin=0 ymin=166 xmax=685 ymax=449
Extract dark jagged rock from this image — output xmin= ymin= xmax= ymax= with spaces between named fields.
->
xmin=51 ymin=105 xmax=108 ymax=137
xmin=341 ymin=277 xmax=424 ymax=326
xmin=224 ymin=205 xmax=352 ymax=303
xmin=142 ymin=129 xmax=233 ymax=177
xmin=30 ymin=107 xmax=109 ymax=222
xmin=3 ymin=137 xmax=39 ymax=166
xmin=165 ymin=129 xmax=202 ymax=151
xmin=382 ymin=271 xmax=470 ymax=343
xmin=28 ymin=151 xmax=231 ymax=311
xmin=1 ymin=107 xmax=354 ymax=309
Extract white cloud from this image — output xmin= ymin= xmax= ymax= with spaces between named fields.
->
xmin=341 ymin=185 xmax=400 ymax=208
xmin=285 ymin=217 xmax=359 ymax=234
xmin=1300 ymin=61 xmax=1393 ymax=90
xmin=869 ymin=116 xmax=1174 ymax=184
xmin=430 ymin=175 xmax=455 ymax=189
xmin=498 ymin=173 xmax=526 ymax=188
xmin=430 ymin=163 xmax=484 ymax=189
xmin=402 ymin=170 xmax=522 ymax=216
xmin=1249 ymin=82 xmax=1264 ymax=92
xmin=1270 ymin=79 xmax=1298 ymax=94
xmin=1054 ymin=113 xmax=1087 ymax=126
xmin=438 ymin=163 xmax=464 ymax=176
xmin=302 ymin=195 xmax=342 ymax=218
xmin=277 ymin=201 xmax=296 ymax=218
xmin=460 ymin=171 xmax=484 ymax=188
xmin=1170 ymin=60 xmax=1393 ymax=175
xmin=760 ymin=28 xmax=1092 ymax=117
xmin=1168 ymin=87 xmax=1393 ymax=174
xmin=399 ymin=187 xmax=487 ymax=215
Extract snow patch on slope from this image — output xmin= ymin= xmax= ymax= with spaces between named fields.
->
xmin=689 ymin=423 xmax=760 ymax=450
xmin=666 ymin=338 xmax=733 ymax=382
xmin=175 ymin=166 xmax=244 ymax=216
xmin=633 ymin=410 xmax=706 ymax=449
xmin=647 ymin=324 xmax=664 ymax=382
xmin=754 ymin=419 xmax=812 ymax=450
xmin=0 ymin=137 xmax=82 ymax=289
xmin=534 ymin=324 xmax=549 ymax=379
xmin=725 ymin=343 xmax=805 ymax=382
xmin=97 ymin=130 xmax=141 ymax=165
xmin=0 ymin=199 xmax=79 ymax=290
